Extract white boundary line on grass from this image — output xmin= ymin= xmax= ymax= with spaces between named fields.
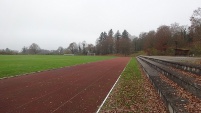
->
xmin=96 ymin=58 xmax=131 ymax=113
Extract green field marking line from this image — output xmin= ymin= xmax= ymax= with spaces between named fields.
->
xmin=96 ymin=57 xmax=131 ymax=113
xmin=0 ymin=55 xmax=115 ymax=79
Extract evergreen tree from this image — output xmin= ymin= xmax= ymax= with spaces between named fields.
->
xmin=114 ymin=30 xmax=121 ymax=53
xmin=99 ymin=32 xmax=104 ymax=42
xmin=108 ymin=29 xmax=114 ymax=37
xmin=103 ymin=32 xmax=108 ymax=40
xmin=120 ymin=30 xmax=131 ymax=56
xmin=122 ymin=30 xmax=129 ymax=39
xmin=107 ymin=29 xmax=114 ymax=54
xmin=114 ymin=30 xmax=121 ymax=40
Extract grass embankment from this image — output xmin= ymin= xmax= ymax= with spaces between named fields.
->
xmin=100 ymin=58 xmax=167 ymax=112
xmin=0 ymin=55 xmax=115 ymax=78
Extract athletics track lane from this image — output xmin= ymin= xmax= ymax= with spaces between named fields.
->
xmin=0 ymin=57 xmax=130 ymax=113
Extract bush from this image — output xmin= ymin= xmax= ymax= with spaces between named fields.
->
xmin=190 ymin=43 xmax=201 ymax=56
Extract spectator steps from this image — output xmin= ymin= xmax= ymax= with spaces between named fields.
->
xmin=137 ymin=56 xmax=201 ymax=113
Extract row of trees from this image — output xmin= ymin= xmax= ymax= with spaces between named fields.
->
xmin=1 ymin=7 xmax=200 ymax=56
xmin=20 ymin=42 xmax=95 ymax=55
xmin=132 ymin=24 xmax=190 ymax=55
xmin=0 ymin=41 xmax=95 ymax=55
xmin=96 ymin=29 xmax=132 ymax=56
xmin=67 ymin=41 xmax=95 ymax=55
xmin=94 ymin=7 xmax=201 ymax=56
xmin=0 ymin=48 xmax=18 ymax=55
xmin=132 ymin=7 xmax=201 ymax=56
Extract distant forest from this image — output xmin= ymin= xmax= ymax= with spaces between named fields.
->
xmin=1 ymin=7 xmax=200 ymax=56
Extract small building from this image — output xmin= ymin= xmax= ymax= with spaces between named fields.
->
xmin=174 ymin=48 xmax=189 ymax=56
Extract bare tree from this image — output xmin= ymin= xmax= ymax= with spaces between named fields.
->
xmin=86 ymin=44 xmax=95 ymax=53
xmin=170 ymin=23 xmax=189 ymax=48
xmin=57 ymin=46 xmax=64 ymax=55
xmin=82 ymin=41 xmax=87 ymax=54
xmin=143 ymin=31 xmax=156 ymax=55
xmin=155 ymin=25 xmax=171 ymax=52
xmin=29 ymin=43 xmax=40 ymax=54
xmin=21 ymin=46 xmax=28 ymax=54
xmin=189 ymin=7 xmax=201 ymax=55
xmin=190 ymin=7 xmax=201 ymax=42
xmin=68 ymin=42 xmax=78 ymax=54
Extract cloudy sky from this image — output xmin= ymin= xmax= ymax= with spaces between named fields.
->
xmin=0 ymin=0 xmax=200 ymax=51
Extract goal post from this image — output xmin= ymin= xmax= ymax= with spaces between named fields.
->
xmin=87 ymin=53 xmax=96 ymax=56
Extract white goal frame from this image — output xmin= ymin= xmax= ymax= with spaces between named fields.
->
xmin=87 ymin=53 xmax=96 ymax=56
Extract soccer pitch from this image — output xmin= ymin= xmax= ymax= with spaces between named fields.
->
xmin=0 ymin=55 xmax=115 ymax=78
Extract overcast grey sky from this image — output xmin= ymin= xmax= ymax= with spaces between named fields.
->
xmin=0 ymin=0 xmax=200 ymax=51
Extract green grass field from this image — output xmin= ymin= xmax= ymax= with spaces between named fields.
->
xmin=0 ymin=55 xmax=115 ymax=78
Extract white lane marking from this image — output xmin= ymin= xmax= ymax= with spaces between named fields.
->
xmin=96 ymin=58 xmax=131 ymax=113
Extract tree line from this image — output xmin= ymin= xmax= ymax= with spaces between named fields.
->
xmin=0 ymin=41 xmax=95 ymax=55
xmin=95 ymin=29 xmax=133 ymax=56
xmin=132 ymin=7 xmax=201 ymax=56
xmin=95 ymin=7 xmax=201 ymax=56
xmin=1 ymin=7 xmax=200 ymax=56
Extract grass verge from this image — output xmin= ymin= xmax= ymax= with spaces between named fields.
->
xmin=0 ymin=55 xmax=115 ymax=78
xmin=99 ymin=58 xmax=167 ymax=113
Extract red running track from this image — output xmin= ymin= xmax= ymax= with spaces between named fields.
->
xmin=0 ymin=57 xmax=130 ymax=113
